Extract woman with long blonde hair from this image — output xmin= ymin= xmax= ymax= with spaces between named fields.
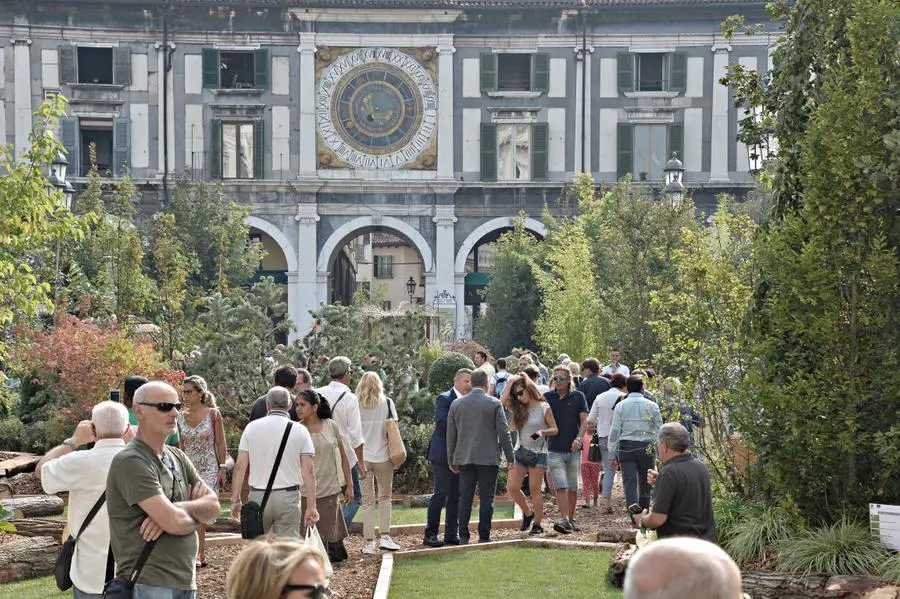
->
xmin=226 ymin=541 xmax=329 ymax=599
xmin=178 ymin=375 xmax=226 ymax=568
xmin=356 ymin=371 xmax=401 ymax=554
xmin=500 ymin=374 xmax=558 ymax=535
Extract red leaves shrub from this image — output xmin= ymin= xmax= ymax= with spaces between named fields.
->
xmin=443 ymin=339 xmax=490 ymax=361
xmin=15 ymin=315 xmax=178 ymax=424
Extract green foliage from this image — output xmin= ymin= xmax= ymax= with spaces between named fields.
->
xmin=776 ymin=519 xmax=891 ymax=577
xmin=711 ymin=487 xmax=751 ymax=547
xmin=0 ymin=95 xmax=92 ymax=360
xmin=394 ymin=388 xmax=434 ymax=425
xmin=393 ymin=421 xmax=434 ymax=493
xmin=881 ymin=554 xmax=900 ymax=583
xmin=725 ymin=504 xmax=798 ymax=566
xmin=427 ymin=352 xmax=475 ymax=394
xmin=473 ymin=217 xmax=542 ymax=356
xmin=0 ymin=504 xmax=15 ymax=533
xmin=730 ymin=0 xmax=900 ymax=519
xmin=0 ymin=417 xmax=25 ymax=452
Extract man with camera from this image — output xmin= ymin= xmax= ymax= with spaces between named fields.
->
xmin=630 ymin=422 xmax=716 ymax=542
xmin=37 ymin=400 xmax=131 ymax=598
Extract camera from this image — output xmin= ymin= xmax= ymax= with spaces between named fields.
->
xmin=530 ymin=432 xmax=541 ymax=440
xmin=109 ymin=389 xmax=121 ymax=403
xmin=627 ymin=503 xmax=643 ymax=516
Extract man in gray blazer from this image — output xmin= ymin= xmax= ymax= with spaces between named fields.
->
xmin=447 ymin=368 xmax=514 ymax=543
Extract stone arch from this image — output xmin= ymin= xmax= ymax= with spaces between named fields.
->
xmin=316 ymin=216 xmax=435 ymax=273
xmin=244 ymin=215 xmax=298 ymax=273
xmin=454 ymin=216 xmax=546 ymax=274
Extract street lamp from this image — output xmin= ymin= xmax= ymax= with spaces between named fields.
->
xmin=431 ymin=289 xmax=458 ymax=340
xmin=406 ymin=276 xmax=417 ymax=304
xmin=663 ymin=152 xmax=685 ymax=204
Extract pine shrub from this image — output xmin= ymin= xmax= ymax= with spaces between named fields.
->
xmin=776 ymin=518 xmax=890 ymax=577
xmin=427 ymin=352 xmax=475 ymax=394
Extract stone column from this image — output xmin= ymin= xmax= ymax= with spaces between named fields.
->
xmin=293 ymin=203 xmax=320 ymax=341
xmin=12 ymin=38 xmax=32 ymax=159
xmin=709 ymin=43 xmax=732 ymax=182
xmin=436 ymin=34 xmax=455 ymax=179
xmin=454 ymin=273 xmax=466 ymax=340
xmin=298 ymin=33 xmax=317 ymax=176
xmin=432 ymin=204 xmax=458 ymax=336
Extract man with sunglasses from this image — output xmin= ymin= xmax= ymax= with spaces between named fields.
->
xmin=37 ymin=401 xmax=131 ymax=599
xmin=106 ymin=381 xmax=221 ymax=599
xmin=544 ymin=366 xmax=589 ymax=534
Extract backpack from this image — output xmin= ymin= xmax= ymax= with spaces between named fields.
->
xmin=493 ymin=373 xmax=509 ymax=398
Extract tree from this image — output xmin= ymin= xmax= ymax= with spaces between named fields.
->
xmin=473 ymin=217 xmax=542 ymax=356
xmin=147 ymin=213 xmax=196 ymax=363
xmin=0 ymin=96 xmax=91 ymax=360
xmin=726 ymin=0 xmax=900 ymax=518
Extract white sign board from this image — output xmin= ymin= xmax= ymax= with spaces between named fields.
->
xmin=870 ymin=503 xmax=900 ymax=551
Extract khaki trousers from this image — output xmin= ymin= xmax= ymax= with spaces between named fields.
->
xmin=248 ymin=488 xmax=301 ymax=541
xmin=361 ymin=460 xmax=394 ymax=540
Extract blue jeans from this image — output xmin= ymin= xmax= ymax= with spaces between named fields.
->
xmin=547 ymin=451 xmax=581 ymax=489
xmin=342 ymin=464 xmax=362 ymax=527
xmin=457 ymin=464 xmax=499 ymax=542
xmin=598 ymin=437 xmax=616 ymax=498
xmin=73 ymin=587 xmax=103 ymax=599
xmin=618 ymin=439 xmax=655 ymax=510
xmin=425 ymin=461 xmax=459 ymax=540
xmin=132 ymin=584 xmax=196 ymax=599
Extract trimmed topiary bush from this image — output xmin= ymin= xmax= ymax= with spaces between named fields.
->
xmin=427 ymin=352 xmax=475 ymax=394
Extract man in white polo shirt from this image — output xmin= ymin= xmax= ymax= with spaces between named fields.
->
xmin=231 ymin=387 xmax=319 ymax=541
xmin=37 ymin=400 xmax=131 ymax=599
xmin=316 ymin=356 xmax=366 ymax=527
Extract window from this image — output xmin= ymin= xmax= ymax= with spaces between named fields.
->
xmin=382 ymin=300 xmax=392 ymax=311
xmin=480 ymin=53 xmax=549 ymax=94
xmin=77 ymin=47 xmax=113 ymax=84
xmin=59 ymin=116 xmax=130 ymax=177
xmin=80 ymin=125 xmax=113 ymax=176
xmin=617 ymin=122 xmax=683 ymax=181
xmin=618 ymin=52 xmax=686 ymax=94
xmin=202 ymin=48 xmax=269 ymax=90
xmin=374 ymin=256 xmax=394 ymax=279
xmin=214 ymin=122 xmax=263 ymax=179
xmin=480 ymin=122 xmax=548 ymax=182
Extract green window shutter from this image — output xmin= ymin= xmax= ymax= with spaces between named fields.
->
xmin=113 ymin=116 xmax=130 ymax=176
xmin=531 ymin=53 xmax=550 ymax=93
xmin=617 ymin=53 xmax=634 ymax=93
xmin=480 ymin=53 xmax=497 ymax=93
xmin=59 ymin=46 xmax=76 ymax=84
xmin=202 ymin=48 xmax=220 ymax=88
xmin=254 ymin=48 xmax=269 ymax=90
xmin=210 ymin=119 xmax=222 ymax=179
xmin=253 ymin=121 xmax=265 ymax=179
xmin=114 ymin=47 xmax=131 ymax=86
xmin=617 ymin=122 xmax=634 ymax=180
xmin=667 ymin=122 xmax=684 ymax=163
xmin=669 ymin=52 xmax=686 ymax=93
xmin=531 ymin=122 xmax=549 ymax=181
xmin=480 ymin=123 xmax=497 ymax=182
xmin=60 ymin=116 xmax=80 ymax=176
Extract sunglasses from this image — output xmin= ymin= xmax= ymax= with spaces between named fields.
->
xmin=137 ymin=401 xmax=182 ymax=412
xmin=282 ymin=584 xmax=330 ymax=598
xmin=552 ymin=375 xmax=570 ymax=381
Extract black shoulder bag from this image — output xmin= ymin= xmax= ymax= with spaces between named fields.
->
xmin=102 ymin=539 xmax=156 ymax=599
xmin=55 ymin=491 xmax=107 ymax=591
xmin=240 ymin=421 xmax=293 ymax=540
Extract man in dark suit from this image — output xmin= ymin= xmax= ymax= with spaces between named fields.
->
xmin=447 ymin=369 xmax=514 ymax=544
xmin=423 ymin=368 xmax=472 ymax=547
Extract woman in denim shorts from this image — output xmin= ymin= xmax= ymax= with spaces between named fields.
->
xmin=501 ymin=375 xmax=558 ymax=535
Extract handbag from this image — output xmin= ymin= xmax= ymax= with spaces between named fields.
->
xmin=385 ymin=399 xmax=407 ymax=468
xmin=101 ymin=539 xmax=156 ymax=599
xmin=514 ymin=445 xmax=541 ymax=468
xmin=55 ymin=491 xmax=107 ymax=591
xmin=241 ymin=421 xmax=293 ymax=540
xmin=588 ymin=432 xmax=603 ymax=463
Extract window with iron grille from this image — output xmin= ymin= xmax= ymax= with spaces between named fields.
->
xmin=374 ymin=256 xmax=394 ymax=279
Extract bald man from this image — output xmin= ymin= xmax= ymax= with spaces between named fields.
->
xmin=624 ymin=537 xmax=743 ymax=599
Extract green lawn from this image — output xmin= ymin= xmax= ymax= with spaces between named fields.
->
xmin=353 ymin=503 xmax=515 ymax=526
xmin=389 ymin=547 xmax=622 ymax=598
xmin=0 ymin=576 xmax=69 ymax=599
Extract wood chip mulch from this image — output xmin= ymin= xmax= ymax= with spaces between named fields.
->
xmin=197 ymin=482 xmax=632 ymax=599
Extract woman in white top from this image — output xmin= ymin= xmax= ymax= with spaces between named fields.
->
xmin=356 ymin=371 xmax=402 ymax=554
xmin=501 ymin=375 xmax=558 ymax=535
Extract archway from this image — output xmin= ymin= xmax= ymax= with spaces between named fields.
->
xmin=245 ymin=215 xmax=297 ymax=344
xmin=454 ymin=217 xmax=546 ymax=339
xmin=317 ymin=216 xmax=435 ymax=309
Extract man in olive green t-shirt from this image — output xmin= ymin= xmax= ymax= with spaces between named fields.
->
xmin=107 ymin=381 xmax=220 ymax=597
xmin=124 ymin=376 xmax=180 ymax=447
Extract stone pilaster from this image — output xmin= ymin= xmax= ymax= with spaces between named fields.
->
xmin=294 ymin=202 xmax=320 ymax=340
xmin=709 ymin=43 xmax=732 ymax=182
xmin=436 ymin=35 xmax=455 ymax=179
xmin=298 ymin=34 xmax=318 ymax=176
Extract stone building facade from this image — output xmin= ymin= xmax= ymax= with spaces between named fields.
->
xmin=0 ymin=0 xmax=774 ymax=340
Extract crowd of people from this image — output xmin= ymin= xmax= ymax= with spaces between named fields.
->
xmin=35 ymin=347 xmax=735 ymax=598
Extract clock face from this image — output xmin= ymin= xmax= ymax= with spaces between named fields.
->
xmin=317 ymin=48 xmax=437 ymax=169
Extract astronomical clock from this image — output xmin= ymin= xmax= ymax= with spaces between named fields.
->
xmin=316 ymin=47 xmax=438 ymax=170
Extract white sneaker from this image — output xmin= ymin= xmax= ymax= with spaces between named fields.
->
xmin=362 ymin=541 xmax=377 ymax=555
xmin=378 ymin=536 xmax=401 ymax=551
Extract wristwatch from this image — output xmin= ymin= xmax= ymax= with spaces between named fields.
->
xmin=62 ymin=437 xmax=76 ymax=448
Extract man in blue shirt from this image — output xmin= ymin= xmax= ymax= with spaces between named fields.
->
xmin=608 ymin=375 xmax=663 ymax=511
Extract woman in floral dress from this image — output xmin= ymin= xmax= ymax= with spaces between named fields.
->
xmin=179 ymin=375 xmax=227 ymax=567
